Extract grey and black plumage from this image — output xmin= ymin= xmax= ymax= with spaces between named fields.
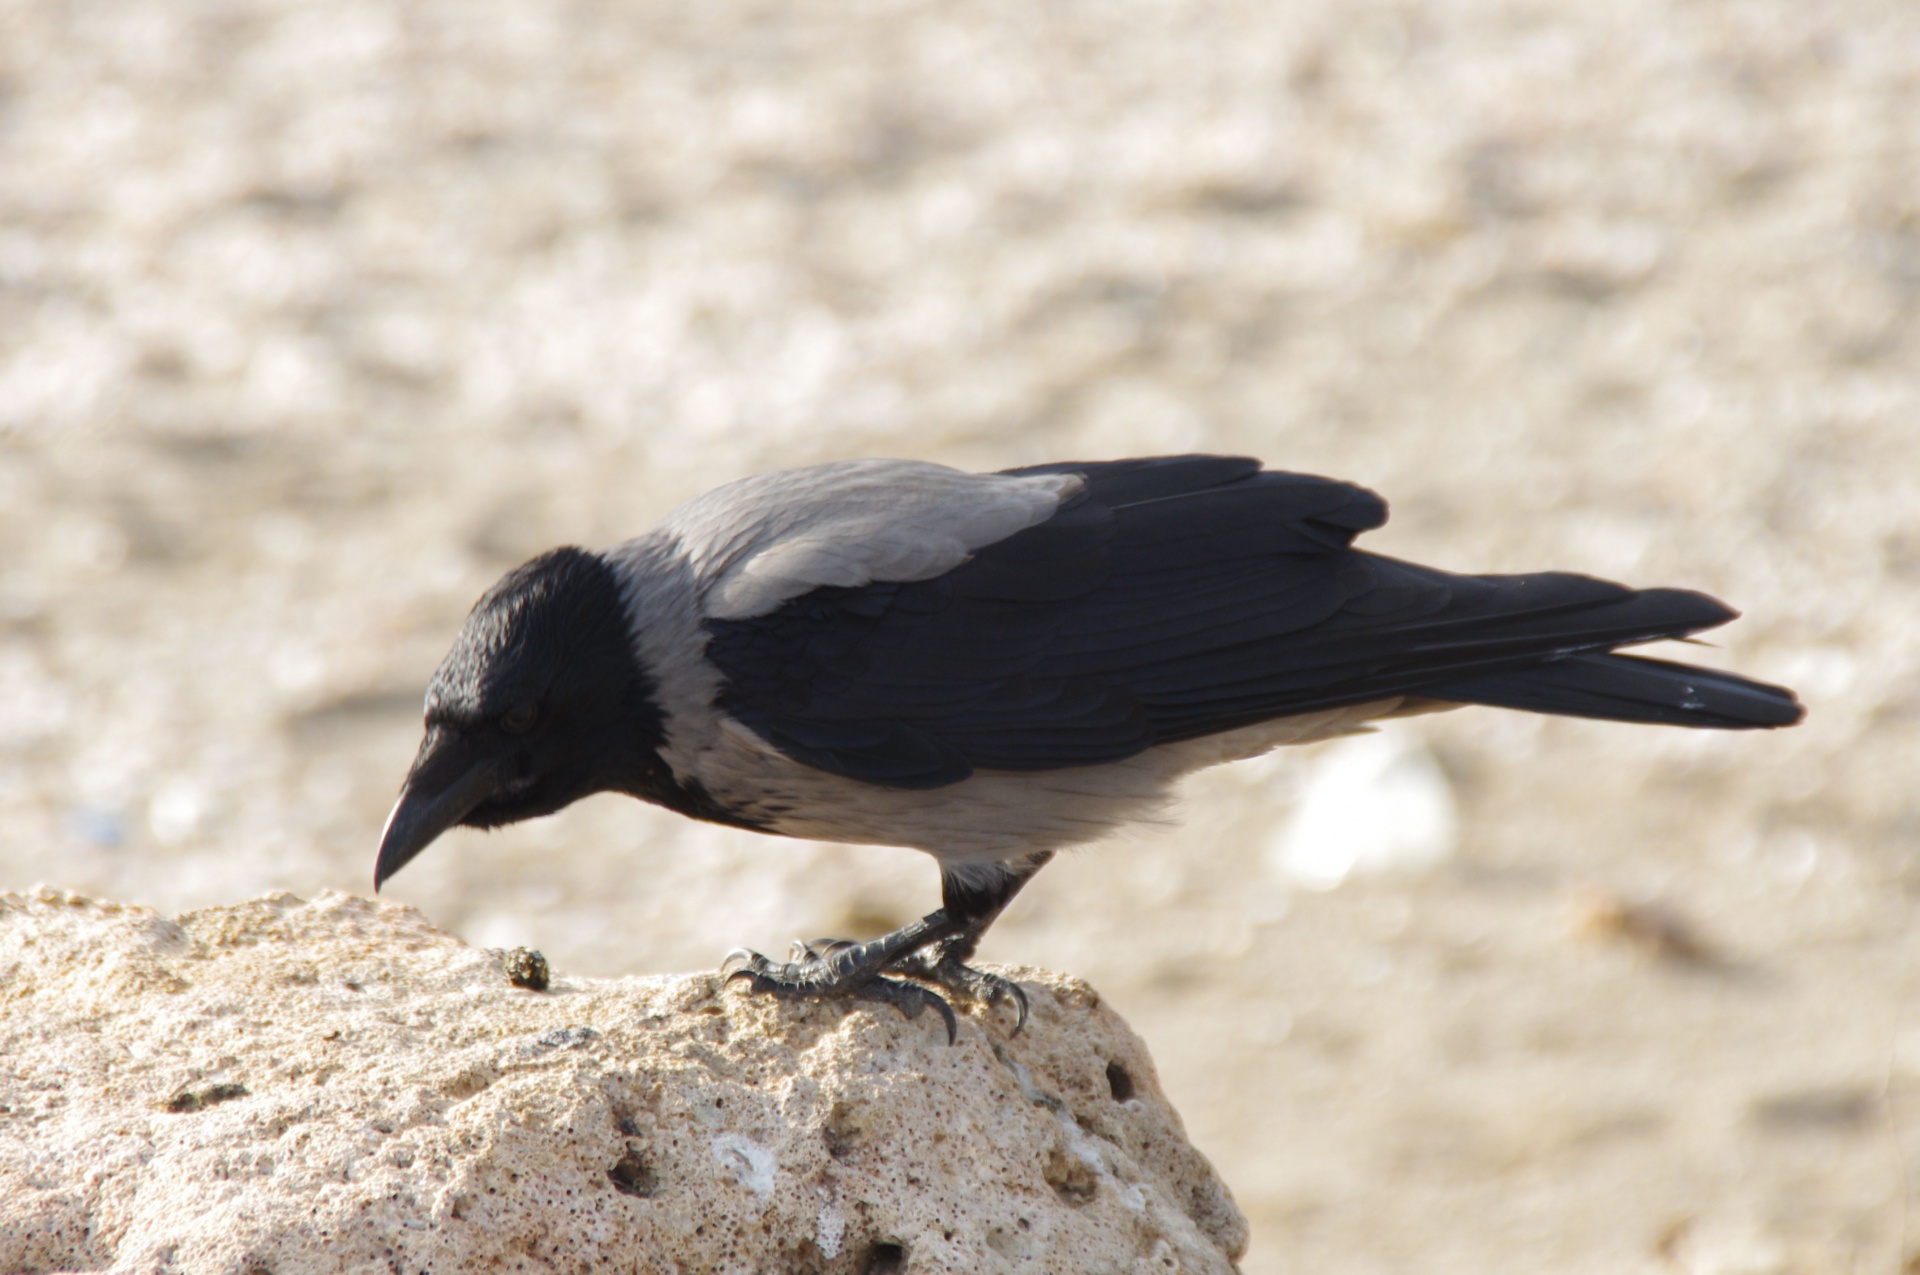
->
xmin=375 ymin=455 xmax=1803 ymax=1038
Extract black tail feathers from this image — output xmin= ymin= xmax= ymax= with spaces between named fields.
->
xmin=1428 ymin=652 xmax=1804 ymax=730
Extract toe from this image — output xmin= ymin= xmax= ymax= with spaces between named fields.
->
xmin=855 ymin=977 xmax=959 ymax=1044
xmin=719 ymin=948 xmax=765 ymax=979
xmin=788 ymin=937 xmax=858 ymax=962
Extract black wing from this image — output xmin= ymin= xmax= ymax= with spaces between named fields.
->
xmin=704 ymin=456 xmax=1800 ymax=789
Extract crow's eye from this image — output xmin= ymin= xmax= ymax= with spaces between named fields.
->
xmin=500 ymin=703 xmax=539 ymax=735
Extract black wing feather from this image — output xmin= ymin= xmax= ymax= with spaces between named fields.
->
xmin=704 ymin=456 xmax=1800 ymax=788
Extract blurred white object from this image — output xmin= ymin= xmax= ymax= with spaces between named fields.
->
xmin=1268 ymin=731 xmax=1458 ymax=890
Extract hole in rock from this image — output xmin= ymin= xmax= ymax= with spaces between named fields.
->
xmin=607 ymin=1152 xmax=658 ymax=1198
xmin=864 ymin=1241 xmax=908 ymax=1274
xmin=1105 ymin=1061 xmax=1135 ymax=1102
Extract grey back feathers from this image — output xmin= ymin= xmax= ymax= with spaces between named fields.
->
xmin=600 ymin=459 xmax=1083 ymax=795
xmin=653 ymin=460 xmax=1079 ymax=621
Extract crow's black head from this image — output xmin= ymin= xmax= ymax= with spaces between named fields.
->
xmin=375 ymin=547 xmax=665 ymax=889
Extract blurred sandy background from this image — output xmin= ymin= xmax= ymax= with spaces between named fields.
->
xmin=3 ymin=1 xmax=1918 ymax=1270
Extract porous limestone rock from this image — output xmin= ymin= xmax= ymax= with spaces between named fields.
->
xmin=0 ymin=889 xmax=1247 ymax=1274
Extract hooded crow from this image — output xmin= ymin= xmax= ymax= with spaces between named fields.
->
xmin=376 ymin=455 xmax=1802 ymax=1038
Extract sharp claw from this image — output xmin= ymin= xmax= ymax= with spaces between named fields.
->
xmin=1006 ymin=980 xmax=1031 ymax=1036
xmin=854 ymin=978 xmax=957 ymax=1044
xmin=887 ymin=953 xmax=1028 ymax=1037
xmin=720 ymin=949 xmax=766 ymax=980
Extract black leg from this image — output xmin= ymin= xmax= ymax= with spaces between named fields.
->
xmin=894 ymin=853 xmax=1053 ymax=1034
xmin=720 ymin=852 xmax=1054 ymax=1042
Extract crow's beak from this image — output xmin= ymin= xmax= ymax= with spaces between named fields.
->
xmin=374 ymin=730 xmax=504 ymax=891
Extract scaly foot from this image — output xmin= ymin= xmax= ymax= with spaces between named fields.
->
xmin=720 ymin=942 xmax=959 ymax=1042
xmin=892 ymin=947 xmax=1030 ymax=1035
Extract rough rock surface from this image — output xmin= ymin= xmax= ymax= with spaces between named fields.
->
xmin=0 ymin=889 xmax=1247 ymax=1275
